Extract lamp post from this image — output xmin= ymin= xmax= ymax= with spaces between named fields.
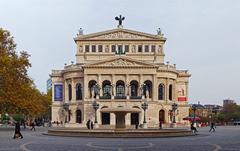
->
xmin=192 ymin=104 xmax=197 ymax=124
xmin=141 ymin=101 xmax=148 ymax=128
xmin=171 ymin=102 xmax=178 ymax=128
xmin=212 ymin=106 xmax=218 ymax=123
xmin=92 ymin=101 xmax=99 ymax=128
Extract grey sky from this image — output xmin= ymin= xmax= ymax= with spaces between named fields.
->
xmin=1 ymin=0 xmax=240 ymax=105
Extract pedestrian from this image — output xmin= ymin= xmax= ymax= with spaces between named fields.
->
xmin=191 ymin=122 xmax=197 ymax=133
xmin=209 ymin=122 xmax=215 ymax=132
xmin=30 ymin=122 xmax=36 ymax=131
xmin=135 ymin=121 xmax=139 ymax=129
xmin=159 ymin=121 xmax=162 ymax=129
xmin=13 ymin=121 xmax=23 ymax=139
xmin=90 ymin=121 xmax=94 ymax=129
xmin=86 ymin=119 xmax=90 ymax=129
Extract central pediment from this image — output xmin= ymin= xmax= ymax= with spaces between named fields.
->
xmin=84 ymin=57 xmax=157 ymax=68
xmin=74 ymin=28 xmax=166 ymax=41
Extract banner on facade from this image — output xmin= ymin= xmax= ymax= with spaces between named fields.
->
xmin=54 ymin=84 xmax=63 ymax=101
xmin=178 ymin=97 xmax=187 ymax=101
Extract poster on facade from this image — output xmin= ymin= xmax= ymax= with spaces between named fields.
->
xmin=177 ymin=85 xmax=187 ymax=102
xmin=54 ymin=84 xmax=63 ymax=101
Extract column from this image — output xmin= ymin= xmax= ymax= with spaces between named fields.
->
xmin=173 ymin=80 xmax=177 ymax=101
xmin=140 ymin=74 xmax=143 ymax=99
xmin=185 ymin=82 xmax=189 ymax=104
xmin=110 ymin=113 xmax=116 ymax=126
xmin=83 ymin=75 xmax=88 ymax=99
xmin=152 ymin=74 xmax=157 ymax=101
xmin=166 ymin=78 xmax=169 ymax=103
xmin=64 ymin=80 xmax=68 ymax=103
xmin=126 ymin=74 xmax=129 ymax=99
xmin=125 ymin=113 xmax=131 ymax=127
xmin=97 ymin=74 xmax=101 ymax=99
xmin=111 ymin=75 xmax=115 ymax=99
xmin=72 ymin=78 xmax=76 ymax=102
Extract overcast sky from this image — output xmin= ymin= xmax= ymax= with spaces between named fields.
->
xmin=1 ymin=0 xmax=240 ymax=105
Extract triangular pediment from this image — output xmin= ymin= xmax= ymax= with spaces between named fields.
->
xmin=84 ymin=57 xmax=157 ymax=68
xmin=74 ymin=28 xmax=166 ymax=41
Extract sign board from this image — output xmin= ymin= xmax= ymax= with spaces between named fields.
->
xmin=54 ymin=84 xmax=63 ymax=101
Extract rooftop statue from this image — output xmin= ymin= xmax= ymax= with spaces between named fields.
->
xmin=115 ymin=15 xmax=125 ymax=28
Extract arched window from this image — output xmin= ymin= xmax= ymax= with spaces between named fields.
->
xmin=102 ymin=80 xmax=111 ymax=99
xmin=130 ymin=80 xmax=138 ymax=97
xmin=158 ymin=84 xmax=165 ymax=100
xmin=88 ymin=80 xmax=97 ymax=98
xmin=76 ymin=83 xmax=82 ymax=100
xmin=68 ymin=84 xmax=72 ymax=101
xmin=76 ymin=110 xmax=82 ymax=123
xmin=169 ymin=84 xmax=173 ymax=100
xmin=116 ymin=80 xmax=125 ymax=97
xmin=143 ymin=80 xmax=152 ymax=98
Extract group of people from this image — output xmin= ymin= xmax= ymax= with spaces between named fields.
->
xmin=13 ymin=121 xmax=37 ymax=139
xmin=86 ymin=119 xmax=94 ymax=129
xmin=190 ymin=122 xmax=216 ymax=133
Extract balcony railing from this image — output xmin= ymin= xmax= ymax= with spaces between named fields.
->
xmin=114 ymin=96 xmax=127 ymax=99
xmin=99 ymin=96 xmax=111 ymax=99
xmin=130 ymin=96 xmax=142 ymax=99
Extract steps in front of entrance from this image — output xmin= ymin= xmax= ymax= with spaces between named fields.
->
xmin=47 ymin=128 xmax=194 ymax=138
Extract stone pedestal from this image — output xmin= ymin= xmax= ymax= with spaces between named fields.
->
xmin=170 ymin=123 xmax=177 ymax=128
xmin=142 ymin=123 xmax=148 ymax=129
xmin=94 ymin=123 xmax=99 ymax=128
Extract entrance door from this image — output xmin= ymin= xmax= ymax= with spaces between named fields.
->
xmin=101 ymin=113 xmax=110 ymax=125
xmin=159 ymin=110 xmax=165 ymax=123
xmin=131 ymin=113 xmax=139 ymax=125
xmin=115 ymin=113 xmax=126 ymax=128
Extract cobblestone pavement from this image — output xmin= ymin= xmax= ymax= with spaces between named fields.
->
xmin=0 ymin=126 xmax=240 ymax=151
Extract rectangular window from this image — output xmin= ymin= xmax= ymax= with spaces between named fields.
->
xmin=98 ymin=45 xmax=103 ymax=52
xmin=125 ymin=45 xmax=129 ymax=52
xmin=138 ymin=45 xmax=142 ymax=52
xmin=92 ymin=45 xmax=96 ymax=52
xmin=111 ymin=45 xmax=116 ymax=52
xmin=151 ymin=45 xmax=156 ymax=52
xmin=85 ymin=45 xmax=89 ymax=52
xmin=145 ymin=45 xmax=149 ymax=52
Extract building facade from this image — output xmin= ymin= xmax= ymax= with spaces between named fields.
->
xmin=51 ymin=25 xmax=191 ymax=128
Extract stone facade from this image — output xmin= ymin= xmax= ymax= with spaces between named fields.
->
xmin=50 ymin=27 xmax=191 ymax=128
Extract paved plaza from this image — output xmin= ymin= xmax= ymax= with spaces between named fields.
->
xmin=0 ymin=126 xmax=240 ymax=151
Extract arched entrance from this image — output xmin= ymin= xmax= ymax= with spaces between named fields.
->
xmin=101 ymin=112 xmax=110 ymax=125
xmin=159 ymin=109 xmax=165 ymax=123
xmin=76 ymin=110 xmax=82 ymax=123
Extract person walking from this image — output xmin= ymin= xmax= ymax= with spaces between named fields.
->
xmin=86 ymin=119 xmax=90 ymax=129
xmin=159 ymin=121 xmax=162 ymax=129
xmin=191 ymin=122 xmax=197 ymax=133
xmin=135 ymin=121 xmax=139 ymax=129
xmin=90 ymin=121 xmax=94 ymax=129
xmin=209 ymin=122 xmax=215 ymax=132
xmin=30 ymin=121 xmax=36 ymax=131
xmin=13 ymin=121 xmax=23 ymax=139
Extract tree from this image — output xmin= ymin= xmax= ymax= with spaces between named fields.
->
xmin=0 ymin=28 xmax=50 ymax=120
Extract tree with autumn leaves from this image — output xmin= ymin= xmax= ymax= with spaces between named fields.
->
xmin=0 ymin=28 xmax=51 ymax=121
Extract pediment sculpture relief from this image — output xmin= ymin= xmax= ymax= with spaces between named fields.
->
xmin=90 ymin=32 xmax=151 ymax=40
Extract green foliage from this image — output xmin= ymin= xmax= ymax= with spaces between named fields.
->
xmin=219 ymin=103 xmax=240 ymax=122
xmin=12 ymin=114 xmax=24 ymax=121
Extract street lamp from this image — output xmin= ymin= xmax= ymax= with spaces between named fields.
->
xmin=192 ymin=104 xmax=197 ymax=124
xmin=141 ymin=101 xmax=148 ymax=128
xmin=92 ymin=101 xmax=99 ymax=124
xmin=212 ymin=106 xmax=218 ymax=122
xmin=172 ymin=102 xmax=178 ymax=124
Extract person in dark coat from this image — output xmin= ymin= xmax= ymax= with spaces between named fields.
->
xmin=90 ymin=121 xmax=94 ymax=129
xmin=86 ymin=119 xmax=90 ymax=129
xmin=191 ymin=122 xmax=198 ymax=133
xmin=13 ymin=121 xmax=23 ymax=139
xmin=209 ymin=122 xmax=216 ymax=132
xmin=135 ymin=121 xmax=139 ymax=129
xmin=30 ymin=122 xmax=36 ymax=131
